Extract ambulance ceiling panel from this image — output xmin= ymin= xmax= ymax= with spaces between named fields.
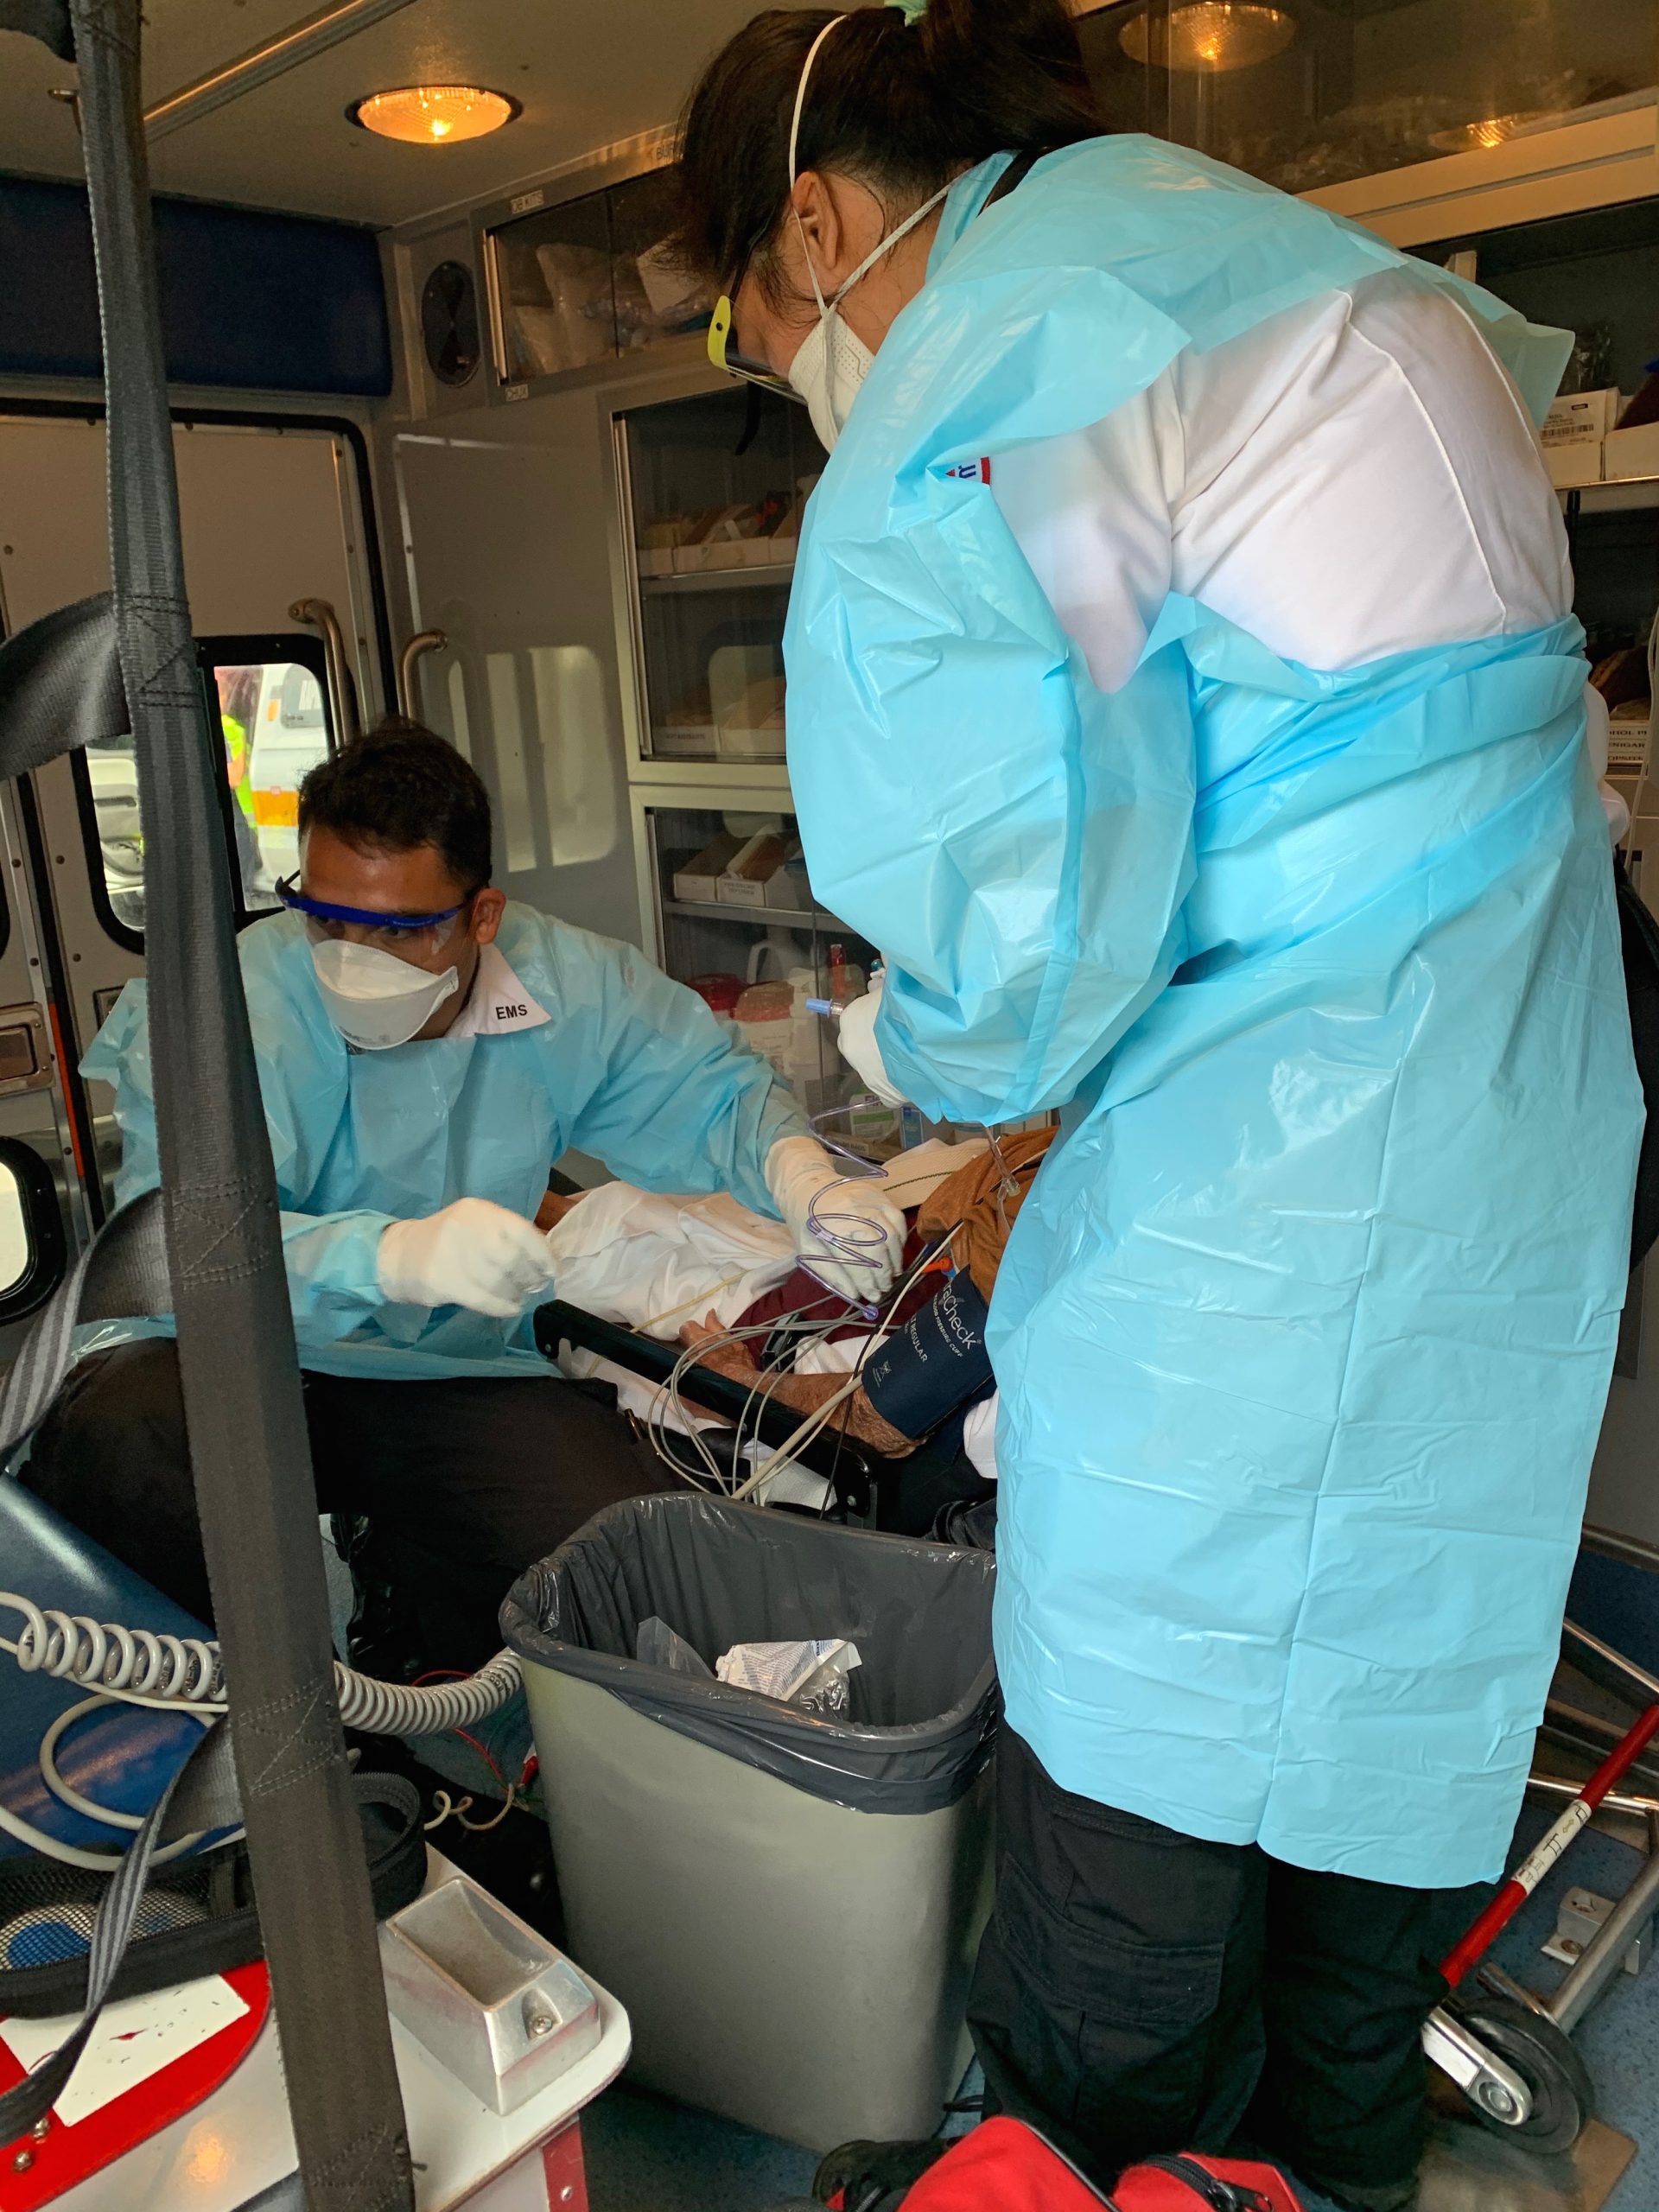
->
xmin=0 ymin=0 xmax=823 ymax=228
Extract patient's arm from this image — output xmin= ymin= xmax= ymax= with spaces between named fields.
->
xmin=679 ymin=1317 xmax=917 ymax=1458
xmin=536 ymin=1186 xmax=584 ymax=1233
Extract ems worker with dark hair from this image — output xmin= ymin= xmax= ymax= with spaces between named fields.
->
xmin=25 ymin=719 xmax=905 ymax=1667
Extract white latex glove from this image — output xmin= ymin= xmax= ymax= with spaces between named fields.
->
xmin=1584 ymin=683 xmax=1632 ymax=844
xmin=378 ymin=1198 xmax=556 ymax=1319
xmin=836 ymin=981 xmax=909 ymax=1109
xmin=766 ymin=1134 xmax=906 ymax=1306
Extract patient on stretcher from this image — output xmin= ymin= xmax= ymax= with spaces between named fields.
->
xmin=541 ymin=1128 xmax=1052 ymax=1536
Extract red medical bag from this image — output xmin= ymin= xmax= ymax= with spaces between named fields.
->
xmin=830 ymin=2116 xmax=1306 ymax=2212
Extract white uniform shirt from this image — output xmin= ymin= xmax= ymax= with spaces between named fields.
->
xmin=989 ymin=267 xmax=1573 ymax=691
xmin=446 ymin=940 xmax=552 ymax=1039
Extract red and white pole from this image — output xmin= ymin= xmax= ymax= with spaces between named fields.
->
xmin=1440 ymin=1701 xmax=1659 ymax=1990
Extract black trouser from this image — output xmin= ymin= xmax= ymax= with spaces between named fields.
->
xmin=22 ymin=1338 xmax=683 ymax=1670
xmin=968 ymin=1727 xmax=1486 ymax=2202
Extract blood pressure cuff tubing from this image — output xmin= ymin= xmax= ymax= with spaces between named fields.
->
xmin=861 ymin=1271 xmax=993 ymax=1441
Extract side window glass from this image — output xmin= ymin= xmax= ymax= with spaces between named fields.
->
xmin=0 ymin=1140 xmax=66 ymax=1323
xmin=84 ymin=728 xmax=145 ymax=938
xmin=76 ymin=636 xmax=334 ymax=946
xmin=0 ymin=1157 xmax=30 ymax=1291
xmin=224 ymin=658 xmax=331 ymax=913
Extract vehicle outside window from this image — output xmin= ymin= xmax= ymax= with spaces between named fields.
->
xmin=244 ymin=660 xmax=330 ymax=907
xmin=0 ymin=1156 xmax=31 ymax=1297
xmin=79 ymin=645 xmax=334 ymax=940
xmin=84 ymin=729 xmax=143 ymax=933
xmin=0 ymin=1140 xmax=66 ymax=1322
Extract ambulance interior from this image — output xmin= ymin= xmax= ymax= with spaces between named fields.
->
xmin=1 ymin=3 xmax=1659 ymax=2209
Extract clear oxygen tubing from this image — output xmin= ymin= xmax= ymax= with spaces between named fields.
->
xmin=646 ymin=1224 xmax=961 ymax=1497
xmin=795 ymin=1098 xmax=911 ymax=1313
xmin=0 ymin=1592 xmax=524 ymax=1732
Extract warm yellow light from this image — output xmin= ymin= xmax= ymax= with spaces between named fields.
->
xmin=350 ymin=86 xmax=518 ymax=145
xmin=1428 ymin=107 xmax=1554 ymax=154
xmin=182 ymin=2132 xmax=232 ymax=2187
xmin=1120 ymin=3 xmax=1295 ymax=73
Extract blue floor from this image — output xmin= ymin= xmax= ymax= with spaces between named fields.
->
xmin=578 ymin=1796 xmax=1659 ymax=2211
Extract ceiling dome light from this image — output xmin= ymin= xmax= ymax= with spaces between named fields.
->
xmin=1120 ymin=3 xmax=1296 ymax=73
xmin=350 ymin=86 xmax=519 ymax=145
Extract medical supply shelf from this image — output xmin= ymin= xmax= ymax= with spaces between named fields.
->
xmin=661 ymin=896 xmax=842 ymax=929
xmin=608 ymin=378 xmax=876 ymax=1120
xmin=638 ymin=565 xmax=797 ymax=594
xmin=632 ymin=790 xmax=880 ymax=1124
xmin=1568 ymin=476 xmax=1659 ymax=514
xmin=615 ymin=384 xmax=822 ymax=771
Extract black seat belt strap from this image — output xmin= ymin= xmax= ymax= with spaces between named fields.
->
xmin=0 ymin=2 xmax=415 ymax=2202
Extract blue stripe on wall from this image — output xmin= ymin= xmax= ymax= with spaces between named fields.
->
xmin=0 ymin=173 xmax=391 ymax=397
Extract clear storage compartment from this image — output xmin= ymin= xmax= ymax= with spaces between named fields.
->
xmin=484 ymin=163 xmax=716 ymax=390
xmin=1077 ymin=0 xmax=1656 ymax=199
xmin=643 ymin=801 xmax=885 ymax=1132
xmin=621 ymin=389 xmax=823 ymax=764
xmin=490 ymin=187 xmax=617 ymax=384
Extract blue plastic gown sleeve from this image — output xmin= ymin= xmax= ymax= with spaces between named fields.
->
xmin=556 ymin=938 xmax=809 ymax=1214
xmin=82 ymin=982 xmax=394 ymax=1338
xmin=789 ymin=401 xmax=1197 ymax=1122
xmin=820 ymin=611 xmax=1195 ymax=1127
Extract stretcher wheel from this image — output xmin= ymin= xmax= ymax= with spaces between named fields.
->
xmin=1453 ymin=1995 xmax=1595 ymax=2153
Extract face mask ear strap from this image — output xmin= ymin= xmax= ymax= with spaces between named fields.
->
xmin=788 ymin=16 xmax=849 ymax=190
xmin=788 ymin=15 xmax=848 ymax=321
xmin=827 ymin=175 xmax=955 ymax=308
xmin=786 ymin=17 xmax=953 ymax=323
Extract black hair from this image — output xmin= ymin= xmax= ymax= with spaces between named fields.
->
xmin=672 ymin=0 xmax=1100 ymax=296
xmin=297 ymin=716 xmax=492 ymax=893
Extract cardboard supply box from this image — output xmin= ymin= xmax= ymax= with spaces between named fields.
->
xmin=638 ymin=514 xmax=698 ymax=578
xmin=1547 ymin=443 xmax=1605 ymax=489
xmin=717 ymin=830 xmax=789 ymax=907
xmin=1542 ymin=388 xmax=1622 ymax=448
xmin=1608 ymin=702 xmax=1654 ymax=773
xmin=1541 ymin=388 xmax=1621 ymax=488
xmin=1605 ymin=421 xmax=1659 ymax=483
xmin=672 ymin=829 xmax=744 ymax=903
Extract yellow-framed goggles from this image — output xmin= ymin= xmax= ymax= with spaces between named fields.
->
xmin=708 ymin=295 xmax=805 ymax=404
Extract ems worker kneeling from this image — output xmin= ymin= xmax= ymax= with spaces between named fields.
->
xmin=23 ymin=720 xmax=904 ymax=1668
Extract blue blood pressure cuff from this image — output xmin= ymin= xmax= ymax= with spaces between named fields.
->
xmin=861 ymin=1272 xmax=993 ymax=1441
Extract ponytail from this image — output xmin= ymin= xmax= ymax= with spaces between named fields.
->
xmin=672 ymin=0 xmax=1101 ymax=291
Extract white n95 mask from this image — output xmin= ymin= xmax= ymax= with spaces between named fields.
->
xmin=311 ymin=938 xmax=459 ymax=1052
xmin=788 ymin=308 xmax=875 ymax=454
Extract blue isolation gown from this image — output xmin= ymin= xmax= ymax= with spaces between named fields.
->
xmin=80 ymin=904 xmax=805 ymax=1382
xmin=787 ymin=137 xmax=1644 ymax=1885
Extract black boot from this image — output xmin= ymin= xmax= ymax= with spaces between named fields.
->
xmin=811 ymin=2137 xmax=950 ymax=2209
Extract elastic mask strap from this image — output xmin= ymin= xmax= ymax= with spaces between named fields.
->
xmin=785 ymin=10 xmax=951 ymax=322
xmin=789 ymin=15 xmax=849 ymax=321
xmin=788 ymin=16 xmax=849 ymax=188
xmin=828 ymin=177 xmax=953 ymax=308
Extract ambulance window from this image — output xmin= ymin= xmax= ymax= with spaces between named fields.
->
xmin=0 ymin=1162 xmax=30 ymax=1292
xmin=238 ymin=659 xmax=331 ymax=914
xmin=75 ymin=636 xmax=334 ymax=945
xmin=77 ymin=727 xmax=146 ymax=949
xmin=0 ymin=1140 xmax=66 ymax=1322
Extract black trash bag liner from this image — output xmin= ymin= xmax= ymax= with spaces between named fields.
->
xmin=501 ymin=1494 xmax=997 ymax=1816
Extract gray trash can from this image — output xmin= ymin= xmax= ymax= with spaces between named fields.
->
xmin=502 ymin=1494 xmax=998 ymax=2152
